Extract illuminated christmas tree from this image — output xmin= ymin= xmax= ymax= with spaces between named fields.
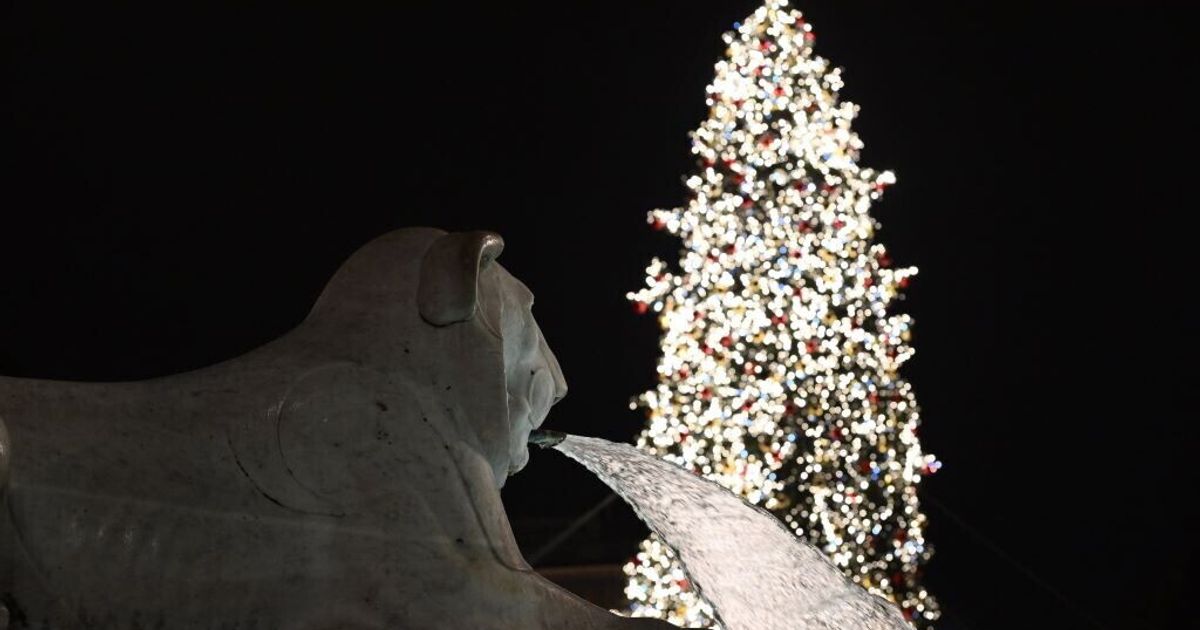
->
xmin=624 ymin=1 xmax=940 ymax=627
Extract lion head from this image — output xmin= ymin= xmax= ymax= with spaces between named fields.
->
xmin=297 ymin=227 xmax=568 ymax=490
xmin=416 ymin=229 xmax=569 ymax=480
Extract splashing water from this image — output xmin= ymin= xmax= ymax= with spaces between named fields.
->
xmin=539 ymin=432 xmax=910 ymax=630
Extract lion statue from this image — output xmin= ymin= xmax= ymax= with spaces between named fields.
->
xmin=0 ymin=228 xmax=672 ymax=630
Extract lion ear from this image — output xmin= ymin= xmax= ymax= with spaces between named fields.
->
xmin=418 ymin=231 xmax=505 ymax=326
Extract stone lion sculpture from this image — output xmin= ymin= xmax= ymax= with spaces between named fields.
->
xmin=0 ymin=228 xmax=672 ymax=629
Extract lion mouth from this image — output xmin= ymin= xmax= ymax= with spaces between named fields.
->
xmin=508 ymin=413 xmax=536 ymax=476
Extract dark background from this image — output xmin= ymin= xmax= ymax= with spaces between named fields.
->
xmin=3 ymin=1 xmax=1194 ymax=628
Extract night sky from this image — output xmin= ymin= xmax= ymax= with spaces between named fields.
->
xmin=3 ymin=2 xmax=1194 ymax=629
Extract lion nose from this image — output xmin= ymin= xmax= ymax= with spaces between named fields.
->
xmin=538 ymin=333 xmax=568 ymax=404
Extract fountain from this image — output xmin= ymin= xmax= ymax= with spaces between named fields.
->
xmin=0 ymin=227 xmax=906 ymax=628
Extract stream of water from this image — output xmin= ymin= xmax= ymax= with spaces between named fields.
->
xmin=545 ymin=432 xmax=910 ymax=630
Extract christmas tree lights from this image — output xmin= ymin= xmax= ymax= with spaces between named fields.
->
xmin=624 ymin=1 xmax=939 ymax=626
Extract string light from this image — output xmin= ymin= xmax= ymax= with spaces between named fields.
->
xmin=624 ymin=2 xmax=939 ymax=626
